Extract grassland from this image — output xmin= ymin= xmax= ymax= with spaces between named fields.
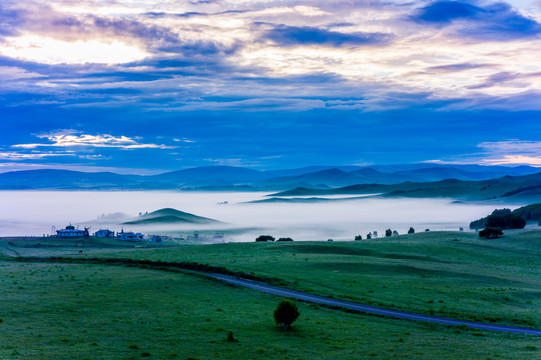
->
xmin=66 ymin=230 xmax=541 ymax=329
xmin=0 ymin=230 xmax=540 ymax=359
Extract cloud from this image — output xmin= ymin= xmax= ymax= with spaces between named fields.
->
xmin=425 ymin=62 xmax=495 ymax=73
xmin=467 ymin=71 xmax=541 ymax=89
xmin=482 ymin=155 xmax=541 ymax=166
xmin=477 ymin=139 xmax=541 ymax=155
xmin=413 ymin=1 xmax=541 ymax=40
xmin=414 ymin=1 xmax=481 ymax=23
xmin=428 ymin=140 xmax=541 ymax=167
xmin=0 ymin=151 xmax=75 ymax=160
xmin=12 ymin=130 xmax=178 ymax=150
xmin=259 ymin=23 xmax=391 ymax=47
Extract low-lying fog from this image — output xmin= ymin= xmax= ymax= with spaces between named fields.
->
xmin=0 ymin=191 xmax=526 ymax=242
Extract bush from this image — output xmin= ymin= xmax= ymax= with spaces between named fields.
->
xmin=255 ymin=235 xmax=275 ymax=242
xmin=277 ymin=237 xmax=293 ymax=242
xmin=225 ymin=331 xmax=239 ymax=342
xmin=408 ymin=227 xmax=415 ymax=234
xmin=366 ymin=233 xmax=372 ymax=239
xmin=479 ymin=227 xmax=503 ymax=239
xmin=274 ymin=299 xmax=300 ymax=331
xmin=354 ymin=235 xmax=362 ymax=241
xmin=385 ymin=229 xmax=392 ymax=237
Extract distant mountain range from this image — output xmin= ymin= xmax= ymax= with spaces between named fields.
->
xmin=0 ymin=164 xmax=540 ymax=193
xmin=270 ymin=172 xmax=541 ymax=202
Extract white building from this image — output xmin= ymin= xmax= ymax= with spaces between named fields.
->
xmin=57 ymin=224 xmax=89 ymax=238
xmin=94 ymin=229 xmax=115 ymax=238
xmin=117 ymin=229 xmax=144 ymax=241
xmin=148 ymin=235 xmax=164 ymax=243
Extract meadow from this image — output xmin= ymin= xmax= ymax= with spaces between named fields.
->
xmin=1 ymin=230 xmax=540 ymax=359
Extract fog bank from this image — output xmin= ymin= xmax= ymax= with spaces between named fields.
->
xmin=0 ymin=191 xmax=526 ymax=241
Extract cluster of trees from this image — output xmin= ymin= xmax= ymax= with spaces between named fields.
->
xmin=469 ymin=208 xmax=526 ymax=230
xmin=255 ymin=235 xmax=294 ymax=242
xmin=356 ymin=227 xmax=415 ymax=240
xmin=479 ymin=227 xmax=503 ymax=239
xmin=511 ymin=203 xmax=541 ymax=224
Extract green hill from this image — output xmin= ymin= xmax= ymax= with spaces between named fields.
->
xmin=123 ymin=208 xmax=220 ymax=225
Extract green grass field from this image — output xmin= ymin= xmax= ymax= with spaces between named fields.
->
xmin=0 ymin=230 xmax=540 ymax=359
xmin=66 ymin=230 xmax=541 ymax=329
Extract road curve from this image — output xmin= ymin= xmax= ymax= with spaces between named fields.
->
xmin=206 ymin=273 xmax=541 ymax=335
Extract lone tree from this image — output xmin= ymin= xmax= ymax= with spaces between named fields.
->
xmin=385 ymin=229 xmax=392 ymax=237
xmin=366 ymin=233 xmax=372 ymax=239
xmin=354 ymin=235 xmax=362 ymax=241
xmin=408 ymin=227 xmax=415 ymax=234
xmin=273 ymin=299 xmax=300 ymax=331
xmin=256 ymin=235 xmax=275 ymax=242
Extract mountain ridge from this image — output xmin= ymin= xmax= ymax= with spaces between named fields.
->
xmin=0 ymin=164 xmax=540 ymax=191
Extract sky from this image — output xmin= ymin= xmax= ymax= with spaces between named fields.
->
xmin=1 ymin=0 xmax=541 ymax=174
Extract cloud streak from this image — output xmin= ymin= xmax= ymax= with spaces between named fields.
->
xmin=13 ymin=131 xmax=178 ymax=150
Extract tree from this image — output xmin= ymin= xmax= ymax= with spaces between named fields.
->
xmin=507 ymin=214 xmax=526 ymax=229
xmin=408 ymin=227 xmax=415 ymax=234
xmin=273 ymin=299 xmax=300 ymax=331
xmin=366 ymin=233 xmax=372 ymax=239
xmin=256 ymin=235 xmax=275 ymax=242
xmin=385 ymin=229 xmax=392 ymax=237
xmin=354 ymin=235 xmax=362 ymax=241
xmin=479 ymin=227 xmax=503 ymax=239
xmin=277 ymin=237 xmax=294 ymax=242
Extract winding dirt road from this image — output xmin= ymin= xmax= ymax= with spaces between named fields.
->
xmin=207 ymin=273 xmax=541 ymax=335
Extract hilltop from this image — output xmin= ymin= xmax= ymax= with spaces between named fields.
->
xmin=122 ymin=208 xmax=221 ymax=225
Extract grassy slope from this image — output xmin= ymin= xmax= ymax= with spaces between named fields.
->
xmin=76 ymin=231 xmax=541 ymax=329
xmin=1 ymin=261 xmax=539 ymax=360
xmin=1 ymin=231 xmax=540 ymax=359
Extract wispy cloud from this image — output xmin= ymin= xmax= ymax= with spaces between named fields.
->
xmin=12 ymin=130 xmax=178 ymax=150
xmin=427 ymin=140 xmax=541 ymax=167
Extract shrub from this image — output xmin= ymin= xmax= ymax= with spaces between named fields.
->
xmin=277 ymin=237 xmax=293 ymax=242
xmin=354 ymin=235 xmax=362 ymax=241
xmin=385 ymin=229 xmax=392 ymax=237
xmin=225 ymin=331 xmax=239 ymax=342
xmin=366 ymin=233 xmax=372 ymax=239
xmin=479 ymin=227 xmax=503 ymax=239
xmin=408 ymin=227 xmax=415 ymax=234
xmin=255 ymin=235 xmax=275 ymax=242
xmin=273 ymin=299 xmax=300 ymax=331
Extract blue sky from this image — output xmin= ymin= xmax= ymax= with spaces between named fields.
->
xmin=1 ymin=0 xmax=541 ymax=173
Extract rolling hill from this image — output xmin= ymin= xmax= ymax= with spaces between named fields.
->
xmin=122 ymin=208 xmax=221 ymax=225
xmin=270 ymin=172 xmax=541 ymax=202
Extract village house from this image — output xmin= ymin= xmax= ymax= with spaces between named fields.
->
xmin=94 ymin=229 xmax=115 ymax=238
xmin=56 ymin=224 xmax=89 ymax=238
xmin=117 ymin=229 xmax=144 ymax=241
xmin=147 ymin=235 xmax=164 ymax=243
